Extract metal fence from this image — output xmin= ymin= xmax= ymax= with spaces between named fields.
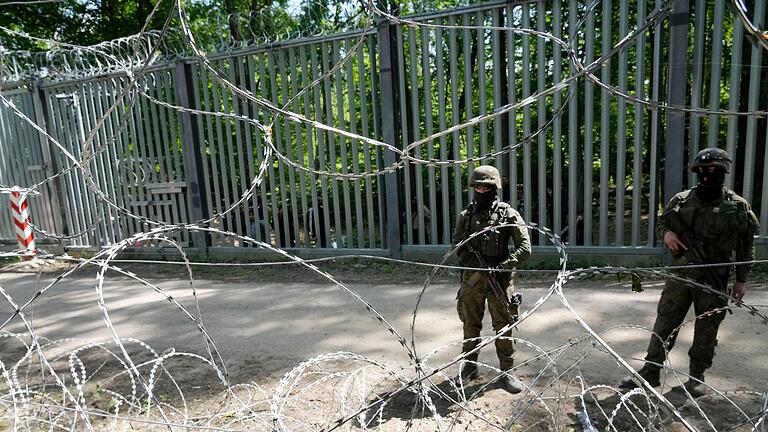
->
xmin=1 ymin=0 xmax=767 ymax=257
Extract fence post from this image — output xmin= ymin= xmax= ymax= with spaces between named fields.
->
xmin=377 ymin=18 xmax=402 ymax=259
xmin=664 ymin=0 xmax=690 ymax=204
xmin=174 ymin=60 xmax=210 ymax=252
xmin=31 ymin=82 xmax=67 ymax=240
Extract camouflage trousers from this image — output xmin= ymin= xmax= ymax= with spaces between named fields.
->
xmin=456 ymin=270 xmax=519 ymax=370
xmin=645 ymin=276 xmax=729 ymax=374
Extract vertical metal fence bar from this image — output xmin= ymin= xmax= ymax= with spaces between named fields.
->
xmin=552 ymin=0 xmax=563 ymax=239
xmin=314 ymin=45 xmax=332 ymax=247
xmin=377 ymin=20 xmax=401 ymax=255
xmin=394 ymin=26 xmax=410 ymax=246
xmin=706 ymin=0 xmax=725 ymax=150
xmin=687 ymin=0 xmax=707 ymax=189
xmin=254 ymin=51 xmax=281 ymax=245
xmin=753 ymin=5 xmax=768 ymax=235
xmin=506 ymin=3 xmax=518 ymax=215
xmin=368 ymin=33 xmax=387 ymax=249
xmin=448 ymin=15 xmax=462 ymax=234
xmin=79 ymin=84 xmax=102 ymax=246
xmin=521 ymin=2 xmax=532 ymax=226
xmin=289 ymin=47 xmax=310 ymax=247
xmin=94 ymin=81 xmax=118 ymax=244
xmin=166 ymin=69 xmax=186 ymax=242
xmin=175 ymin=61 xmax=208 ymax=248
xmin=408 ymin=26 xmax=422 ymax=245
xmin=463 ymin=13 xmax=475 ymax=191
xmin=322 ymin=42 xmax=343 ymax=248
xmin=32 ymin=83 xmax=65 ymax=238
xmin=206 ymin=64 xmax=226 ymax=240
xmin=742 ymin=1 xmax=765 ymax=203
xmin=163 ymin=70 xmax=188 ymax=242
xmin=82 ymin=81 xmax=113 ymax=244
xmin=108 ymin=79 xmax=129 ymax=239
xmin=411 ymin=26 xmax=426 ymax=245
xmin=356 ymin=42 xmax=375 ymax=247
xmin=147 ymin=74 xmax=170 ymax=228
xmin=302 ymin=45 xmax=321 ymax=247
xmin=259 ymin=53 xmax=279 ymax=245
xmin=11 ymin=95 xmax=33 ymax=202
xmin=197 ymin=66 xmax=221 ymax=244
xmin=491 ymin=10 xmax=502 ymax=178
xmin=477 ymin=10 xmax=488 ymax=159
xmin=631 ymin=0 xmax=647 ymax=246
xmin=74 ymin=85 xmax=101 ymax=246
xmin=95 ymin=80 xmax=123 ymax=243
xmin=57 ymin=88 xmax=85 ymax=244
xmin=724 ymin=20 xmax=743 ymax=190
xmin=137 ymin=78 xmax=159 ymax=231
xmin=279 ymin=49 xmax=302 ymax=247
xmin=192 ymin=65 xmax=217 ymax=240
xmin=297 ymin=48 xmax=311 ymax=245
xmin=29 ymin=88 xmax=59 ymax=235
xmin=332 ymin=41 xmax=353 ymax=248
xmin=599 ymin=0 xmax=612 ymax=246
xmin=647 ymin=0 xmax=663 ymax=245
xmin=68 ymin=87 xmax=93 ymax=245
xmin=568 ymin=0 xmax=578 ymax=246
xmin=300 ymin=48 xmax=315 ymax=246
xmin=436 ymin=25 xmax=450 ymax=245
xmin=267 ymin=52 xmax=287 ymax=246
xmin=346 ymin=38 xmax=365 ymax=248
xmin=536 ymin=1 xmax=547 ymax=245
xmin=665 ymin=0 xmax=690 ymax=204
xmin=211 ymin=63 xmax=232 ymax=241
xmin=615 ymin=0 xmax=628 ymax=246
xmin=584 ymin=4 xmax=595 ymax=246
xmin=231 ymin=57 xmax=252 ymax=242
xmin=220 ymin=59 xmax=243 ymax=242
xmin=421 ymin=26 xmax=437 ymax=244
xmin=116 ymin=79 xmax=140 ymax=238
xmin=158 ymin=69 xmax=185 ymax=241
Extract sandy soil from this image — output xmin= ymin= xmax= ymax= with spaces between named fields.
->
xmin=0 ymin=261 xmax=766 ymax=431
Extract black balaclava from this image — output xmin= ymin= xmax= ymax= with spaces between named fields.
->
xmin=696 ymin=167 xmax=725 ymax=202
xmin=475 ymin=187 xmax=497 ymax=210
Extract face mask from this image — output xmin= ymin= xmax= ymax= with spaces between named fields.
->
xmin=696 ymin=169 xmax=725 ymax=201
xmin=475 ymin=190 xmax=496 ymax=209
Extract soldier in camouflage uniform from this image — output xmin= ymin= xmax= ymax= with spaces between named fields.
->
xmin=452 ymin=165 xmax=532 ymax=394
xmin=620 ymin=148 xmax=759 ymax=396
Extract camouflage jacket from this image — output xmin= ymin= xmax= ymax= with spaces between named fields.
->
xmin=657 ymin=186 xmax=759 ymax=282
xmin=452 ymin=198 xmax=531 ymax=268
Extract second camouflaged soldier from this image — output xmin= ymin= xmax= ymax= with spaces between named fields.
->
xmin=620 ymin=148 xmax=759 ymax=396
xmin=452 ymin=165 xmax=532 ymax=394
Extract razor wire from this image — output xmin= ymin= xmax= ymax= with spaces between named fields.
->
xmin=1 ymin=0 xmax=768 ymax=430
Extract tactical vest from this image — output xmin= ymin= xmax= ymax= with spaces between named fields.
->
xmin=463 ymin=201 xmax=513 ymax=264
xmin=667 ymin=188 xmax=751 ymax=269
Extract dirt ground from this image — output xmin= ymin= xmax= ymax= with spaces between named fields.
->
xmin=0 ymin=259 xmax=766 ymax=431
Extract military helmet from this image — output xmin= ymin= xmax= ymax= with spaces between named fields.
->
xmin=469 ymin=165 xmax=502 ymax=189
xmin=690 ymin=148 xmax=732 ymax=173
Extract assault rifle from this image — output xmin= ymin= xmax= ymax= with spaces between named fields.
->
xmin=463 ymin=242 xmax=521 ymax=322
xmin=666 ymin=212 xmax=728 ymax=294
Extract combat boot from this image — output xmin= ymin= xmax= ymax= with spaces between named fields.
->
xmin=683 ymin=372 xmax=708 ymax=397
xmin=456 ymin=363 xmax=478 ymax=385
xmin=619 ymin=365 xmax=661 ymax=390
xmin=500 ymin=372 xmax=524 ymax=394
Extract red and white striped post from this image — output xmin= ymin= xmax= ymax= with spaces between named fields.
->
xmin=8 ymin=187 xmax=36 ymax=259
